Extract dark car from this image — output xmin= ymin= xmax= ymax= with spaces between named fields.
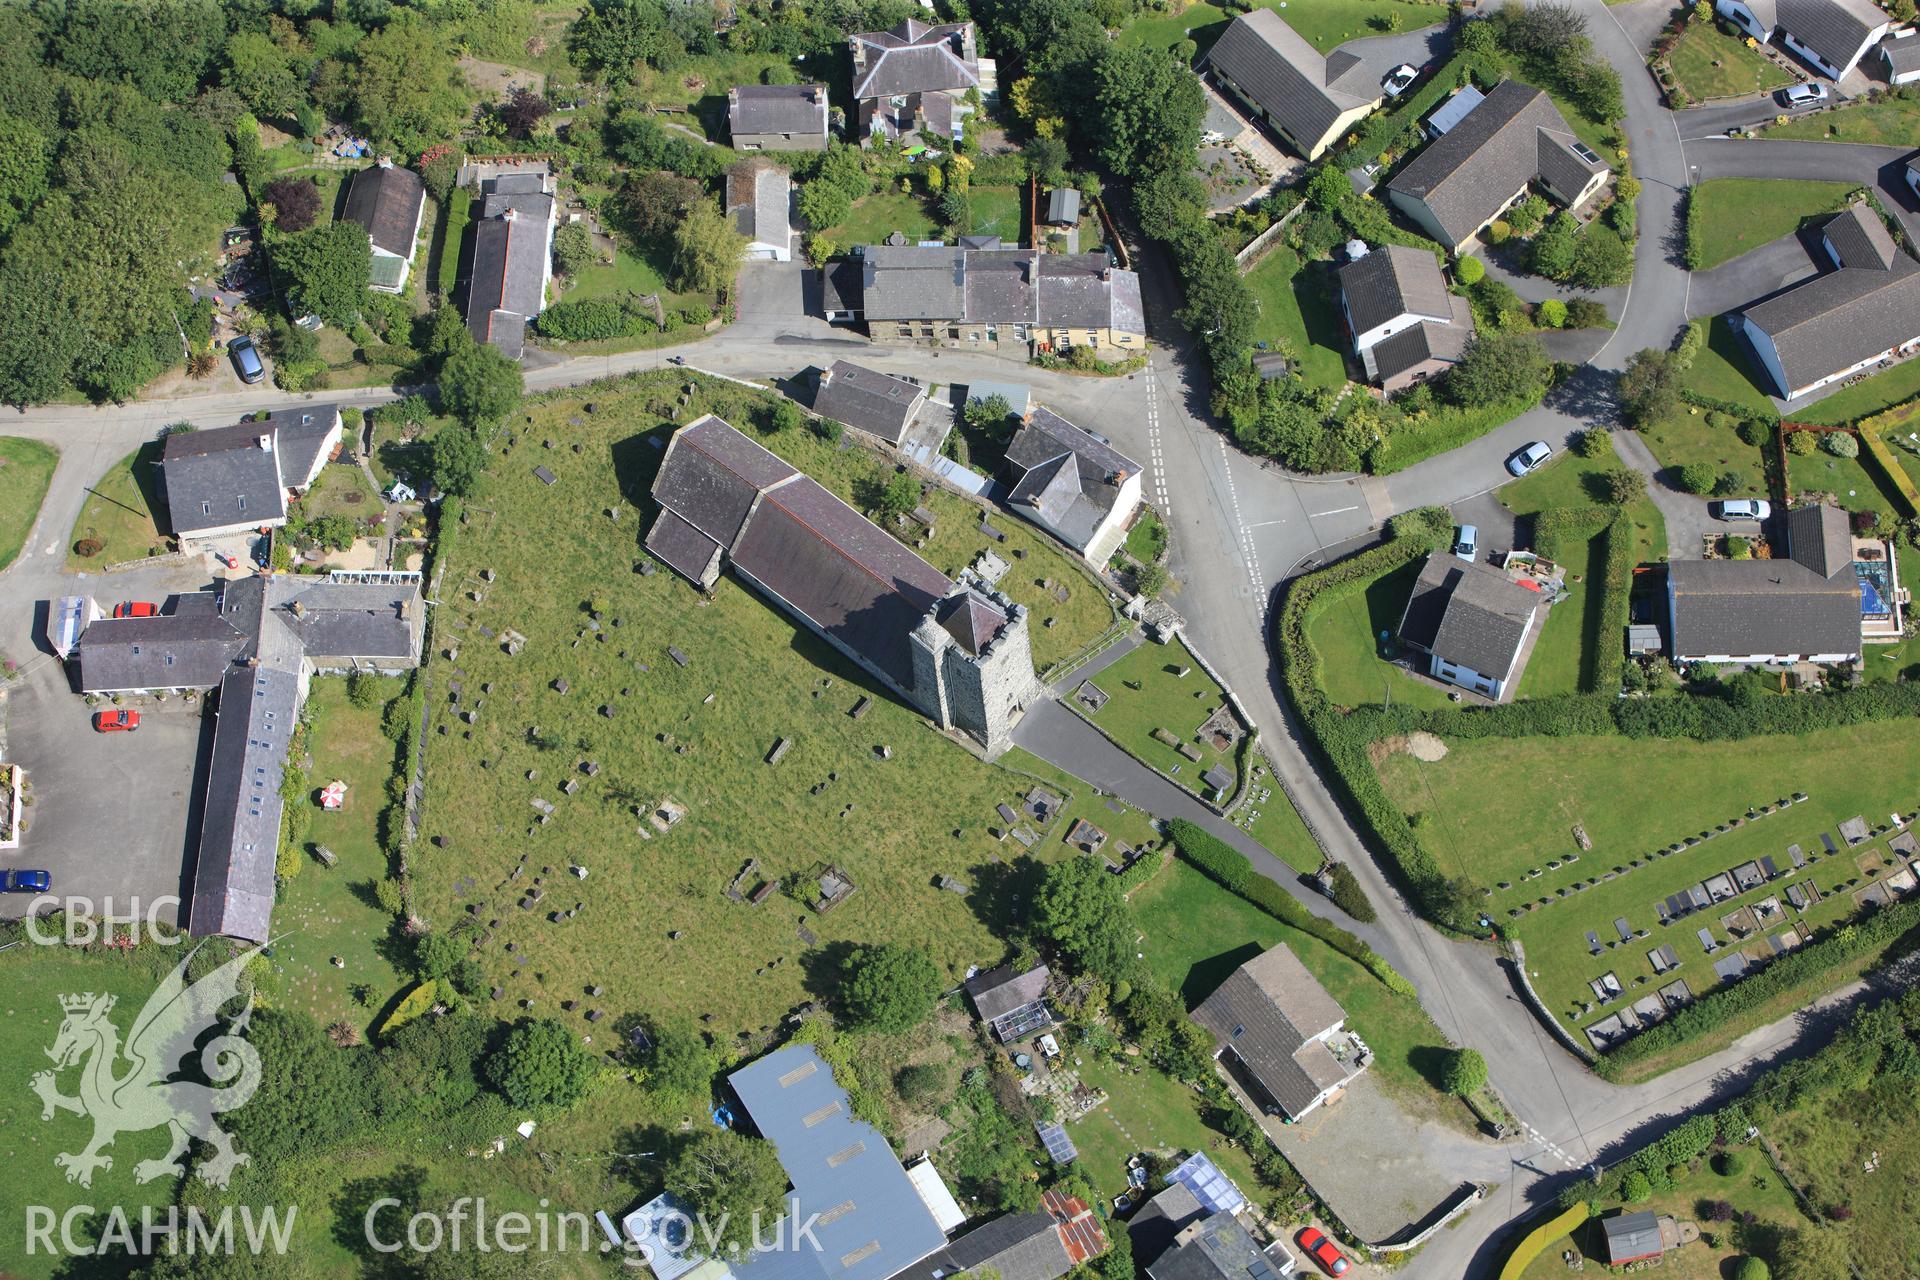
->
xmin=1 ymin=869 xmax=51 ymax=894
xmin=229 ymin=334 xmax=265 ymax=384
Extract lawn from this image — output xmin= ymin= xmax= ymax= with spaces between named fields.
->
xmin=1786 ymin=440 xmax=1897 ymax=512
xmin=999 ymin=747 xmax=1171 ymax=860
xmin=1637 ymin=404 xmax=1769 ymax=506
xmin=265 ymin=677 xmax=412 ymax=1038
xmin=1683 ymin=316 xmax=1780 ymax=416
xmin=1519 ymin=1155 xmax=1805 ymax=1278
xmin=1124 ymin=508 xmax=1168 ymax=565
xmin=1662 ymin=20 xmax=1793 ymax=103
xmin=563 ymin=241 xmax=671 ymax=304
xmin=0 ymin=946 xmax=191 ymax=1278
xmin=1230 ymin=760 xmax=1326 ymax=874
xmin=1764 ymin=92 xmax=1920 ymax=146
xmin=826 ymin=189 xmax=937 ymax=246
xmin=1123 ymin=0 xmax=1444 ymax=58
xmin=411 ymin=371 xmax=1116 ymax=1040
xmin=0 ymin=436 xmax=57 ymax=572
xmin=969 ymin=184 xmax=1025 ymax=245
xmin=64 ymin=441 xmax=166 ymax=569
xmin=1795 ymin=357 xmax=1920 ymax=427
xmin=1307 ymin=557 xmax=1459 ymax=711
xmin=295 ymin=460 xmax=384 ymax=523
xmin=1245 ymin=248 xmax=1348 ymax=390
xmin=1685 ymin=178 xmax=1854 ymax=271
xmin=1067 ymin=1049 xmax=1266 ymax=1204
xmin=1129 ymin=859 xmax=1471 ymax=1132
xmin=1079 ymin=636 xmax=1245 ymax=792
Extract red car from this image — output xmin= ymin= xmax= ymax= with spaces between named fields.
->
xmin=112 ymin=601 xmax=157 ymax=619
xmin=215 ymin=552 xmax=240 ymax=569
xmin=93 ymin=709 xmax=141 ymax=733
xmin=1297 ymin=1228 xmax=1349 ymax=1277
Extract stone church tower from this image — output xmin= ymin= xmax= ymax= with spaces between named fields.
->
xmin=909 ymin=580 xmax=1038 ymax=759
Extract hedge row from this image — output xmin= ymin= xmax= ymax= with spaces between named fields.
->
xmin=1860 ymin=426 xmax=1920 ymax=518
xmin=1594 ymin=896 xmax=1920 ymax=1079
xmin=1167 ymin=819 xmax=1416 ymax=998
xmin=1367 ymin=391 xmax=1547 ymax=476
xmin=1589 ymin=516 xmax=1632 ymax=693
xmin=1113 ymin=845 xmax=1170 ymax=896
xmin=1497 ymin=1203 xmax=1591 ymax=1280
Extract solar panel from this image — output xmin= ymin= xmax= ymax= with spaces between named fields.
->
xmin=1036 ymin=1122 xmax=1077 ymax=1164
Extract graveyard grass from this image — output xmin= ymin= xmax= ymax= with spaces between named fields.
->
xmin=410 ymin=370 xmax=1118 ymax=1043
xmin=1376 ymin=721 xmax=1920 ymax=1067
xmin=1078 ymin=636 xmax=1243 ymax=789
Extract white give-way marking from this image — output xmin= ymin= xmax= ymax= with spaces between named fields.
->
xmin=1143 ymin=363 xmax=1171 ymax=518
xmin=1309 ymin=505 xmax=1359 ymax=518
xmin=1216 ymin=438 xmax=1262 ymax=594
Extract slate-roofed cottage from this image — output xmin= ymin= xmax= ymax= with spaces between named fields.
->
xmin=1204 ymin=9 xmax=1381 ymax=161
xmin=965 ymin=962 xmax=1051 ymax=1040
xmin=62 ymin=571 xmax=426 ymax=943
xmin=1714 ymin=0 xmax=1891 ymax=79
xmin=895 ymin=1190 xmax=1108 ymax=1280
xmin=812 ymin=361 xmax=927 ymax=445
xmin=727 ymin=160 xmax=795 ymax=261
xmin=1192 ymin=944 xmax=1368 ymax=1121
xmin=162 ymin=407 xmax=344 ymax=541
xmin=1397 ymin=554 xmax=1544 ymax=701
xmin=850 ymin=19 xmax=980 ymax=143
xmin=1336 ymin=244 xmax=1475 ymax=391
xmin=1385 ymin=80 xmax=1610 ymax=253
xmin=342 ymin=158 xmax=426 ymax=292
xmin=1002 ymin=407 xmax=1143 ymax=563
xmin=646 ymin=415 xmax=1038 ymax=756
xmin=1732 ymin=203 xmax=1920 ymax=401
xmin=466 ymin=170 xmax=556 ymax=359
xmin=1667 ymin=504 xmax=1863 ymax=663
xmin=1144 ymin=1206 xmax=1297 ymax=1280
xmin=729 ymin=83 xmax=831 ymax=151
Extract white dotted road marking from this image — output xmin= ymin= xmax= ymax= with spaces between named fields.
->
xmin=1513 ymin=1118 xmax=1582 ymax=1170
xmin=1142 ymin=363 xmax=1171 ymax=517
xmin=1216 ymin=438 xmax=1261 ymax=594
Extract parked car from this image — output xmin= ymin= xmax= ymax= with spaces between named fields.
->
xmin=228 ymin=334 xmax=265 ymax=384
xmin=215 ymin=551 xmax=240 ymax=569
xmin=1452 ymin=524 xmax=1479 ymax=562
xmin=1505 ymin=441 xmax=1553 ymax=477
xmin=1712 ymin=498 xmax=1772 ymax=521
xmin=1297 ymin=1228 xmax=1349 ymax=1277
xmin=1 ymin=869 xmax=51 ymax=894
xmin=93 ymin=709 xmax=141 ymax=733
xmin=112 ymin=601 xmax=157 ymax=618
xmin=1381 ymin=63 xmax=1419 ymax=97
xmin=1780 ymin=82 xmax=1828 ymax=108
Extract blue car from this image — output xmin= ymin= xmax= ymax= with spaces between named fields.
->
xmin=1 ymin=869 xmax=51 ymax=893
xmin=228 ymin=335 xmax=265 ymax=384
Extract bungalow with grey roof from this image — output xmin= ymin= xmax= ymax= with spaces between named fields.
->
xmin=1002 ymin=406 xmax=1143 ymax=563
xmin=1192 ymin=943 xmax=1369 ymax=1121
xmin=1883 ymin=31 xmax=1920 ymax=84
xmin=850 ymin=19 xmax=980 ymax=144
xmin=1397 ymin=554 xmax=1544 ymax=701
xmin=1714 ymin=0 xmax=1890 ymax=79
xmin=1667 ymin=504 xmax=1863 ymax=663
xmin=1731 ymin=203 xmax=1920 ymax=402
xmin=1385 ymin=80 xmax=1610 ymax=254
xmin=728 ymin=83 xmax=830 ymax=150
xmin=1336 ymin=243 xmax=1475 ymax=391
xmin=1203 ymin=9 xmax=1381 ymax=161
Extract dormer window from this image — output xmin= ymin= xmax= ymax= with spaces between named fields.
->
xmin=237 ymin=495 xmax=246 ymax=512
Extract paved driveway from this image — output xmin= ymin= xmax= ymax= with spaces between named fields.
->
xmin=735 ymin=261 xmax=813 ymax=322
xmin=1 ymin=661 xmax=204 ymax=925
xmin=1330 ymin=24 xmax=1453 ymax=85
xmin=1685 ymin=231 xmax=1821 ymax=319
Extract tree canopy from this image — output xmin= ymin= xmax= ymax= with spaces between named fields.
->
xmin=1032 ymin=855 xmax=1133 ymax=976
xmin=277 ymin=221 xmax=372 ymax=326
xmin=664 ymin=1129 xmax=790 ymax=1256
xmin=669 ymin=200 xmax=746 ymax=294
xmin=843 ymin=943 xmax=942 ymax=1033
xmin=483 ymin=1018 xmax=598 ymax=1109
xmin=439 ymin=341 xmax=525 ymax=429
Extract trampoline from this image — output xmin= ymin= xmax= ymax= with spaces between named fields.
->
xmin=1856 ymin=559 xmax=1893 ymax=618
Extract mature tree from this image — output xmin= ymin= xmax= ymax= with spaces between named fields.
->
xmin=419 ymin=301 xmax=472 ymax=361
xmin=1601 ymin=468 xmax=1647 ymax=506
xmin=277 ymin=221 xmax=371 ymax=325
xmin=1134 ymin=167 xmax=1205 ymax=240
xmin=843 ymin=944 xmax=942 ymax=1034
xmin=428 ymin=422 xmax=486 ymax=495
xmin=622 ymin=169 xmax=701 ymax=240
xmin=483 ymin=1018 xmax=597 ymax=1108
xmin=767 ymin=400 xmax=804 ymax=434
xmin=1305 ymin=164 xmax=1349 ymax=213
xmin=0 ymin=112 xmax=50 ymax=241
xmin=1440 ymin=1047 xmax=1488 ymax=1096
xmin=664 ymin=1130 xmax=790 ymax=1256
xmin=964 ymin=393 xmax=1013 ymax=432
xmin=1529 ymin=212 xmax=1580 ymax=280
xmin=1617 ymin=348 xmax=1680 ymax=426
xmin=640 ymin=1016 xmax=715 ymax=1099
xmin=1446 ymin=332 xmax=1550 ymax=406
xmin=1569 ymin=228 xmax=1632 ymax=289
xmin=797 ymin=181 xmax=852 ymax=230
xmin=812 ymin=144 xmax=872 ymax=201
xmin=1033 ymin=855 xmax=1132 ymax=976
xmin=262 ymin=175 xmax=322 ymax=233
xmin=498 ymin=88 xmax=553 ymax=140
xmin=1025 ymin=136 xmax=1069 ymax=186
xmin=49 ymin=0 xmax=225 ymax=103
xmin=1501 ymin=0 xmax=1588 ymax=56
xmin=552 ymin=220 xmax=594 ymax=276
xmin=1172 ymin=223 xmax=1258 ymax=368
xmin=343 ymin=15 xmax=471 ymax=154
xmin=668 ymin=200 xmax=744 ymax=294
xmin=229 ymin=1008 xmax=372 ymax=1163
xmin=1090 ymin=45 xmax=1203 ymax=179
xmin=568 ymin=0 xmax=684 ymax=82
xmin=1732 ymin=1259 xmax=1769 ymax=1280
xmin=868 ymin=468 xmax=920 ymax=524
xmin=223 ymin=31 xmax=303 ymax=120
xmin=438 ymin=341 xmax=523 ymax=428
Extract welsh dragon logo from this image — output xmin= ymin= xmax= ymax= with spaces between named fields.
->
xmin=30 ymin=943 xmax=265 ymax=1189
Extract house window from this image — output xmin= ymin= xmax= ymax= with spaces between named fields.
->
xmin=202 ymin=501 xmax=212 ymax=516
xmin=1231 ymin=1024 xmax=1245 ymax=1038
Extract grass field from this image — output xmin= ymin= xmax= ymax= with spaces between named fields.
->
xmin=1772 ymin=1071 xmax=1920 ymax=1274
xmin=1245 ymin=248 xmax=1348 ymax=390
xmin=1229 ymin=758 xmax=1325 ymax=874
xmin=566 ymin=241 xmax=672 ymax=303
xmin=1123 ymin=0 xmax=1444 ymax=57
xmin=267 ymin=677 xmax=412 ymax=1039
xmin=0 ymin=436 xmax=57 ymax=572
xmin=412 ymin=371 xmax=1116 ymax=1041
xmin=65 ymin=441 xmax=166 ymax=569
xmin=1640 ymin=406 xmax=1768 ymax=499
xmin=1378 ymin=721 xmax=1920 ymax=1034
xmin=0 ymin=946 xmax=190 ymax=1278
xmin=1687 ymin=315 xmax=1783 ymax=415
xmin=828 ymin=190 xmax=937 ymax=246
xmin=1129 ymin=860 xmax=1470 ymax=1132
xmin=1686 ymin=178 xmax=1854 ymax=272
xmin=1764 ymin=93 xmax=1920 ymax=146
xmin=1663 ymin=21 xmax=1793 ymax=103
xmin=999 ymin=747 xmax=1170 ymax=859
xmin=1080 ymin=637 xmax=1242 ymax=792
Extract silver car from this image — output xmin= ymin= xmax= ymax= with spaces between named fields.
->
xmin=1506 ymin=441 xmax=1552 ymax=477
xmin=1780 ymin=83 xmax=1829 ymax=108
